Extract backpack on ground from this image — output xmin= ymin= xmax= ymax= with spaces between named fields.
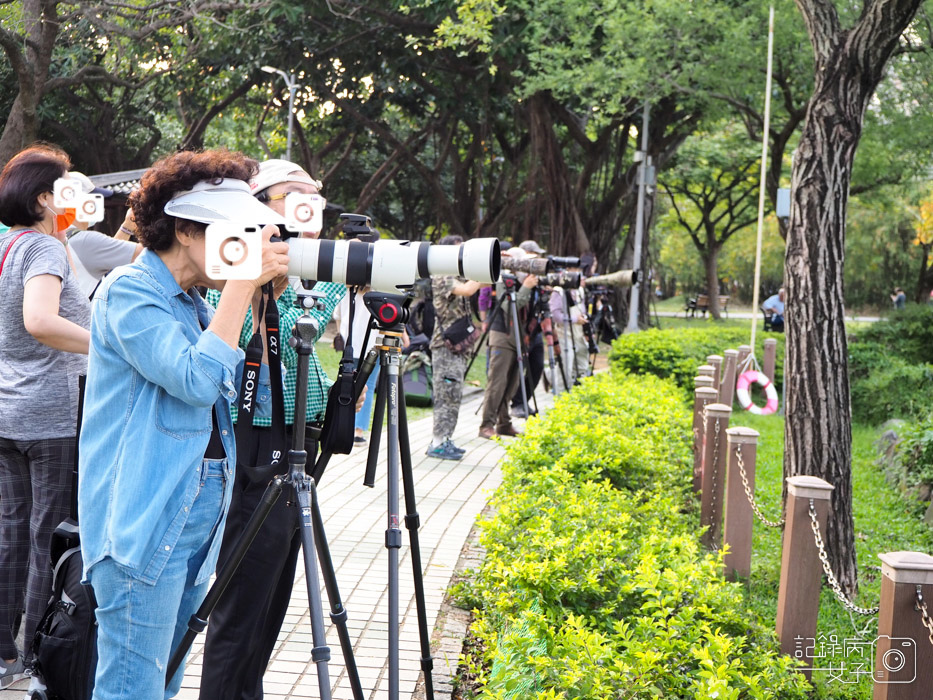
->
xmin=402 ymin=350 xmax=433 ymax=407
xmin=30 ymin=520 xmax=97 ymax=700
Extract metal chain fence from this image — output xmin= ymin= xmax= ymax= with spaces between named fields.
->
xmin=915 ymin=587 xmax=933 ymax=648
xmin=734 ymin=443 xmax=785 ymax=529
xmin=808 ymin=499 xmax=880 ymax=616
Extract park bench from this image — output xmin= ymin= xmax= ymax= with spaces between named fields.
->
xmin=685 ymin=294 xmax=730 ymax=318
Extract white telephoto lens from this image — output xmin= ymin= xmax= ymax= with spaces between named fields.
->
xmin=370 ymin=240 xmax=418 ymax=292
xmin=287 ymin=236 xmax=501 ymax=291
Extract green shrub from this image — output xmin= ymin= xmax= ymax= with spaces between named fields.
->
xmin=849 ymin=360 xmax=933 ymax=424
xmin=852 ymin=304 xmax=933 ymax=365
xmin=457 ymin=371 xmax=810 ymax=699
xmin=895 ymin=413 xmax=933 ymax=489
xmin=608 ymin=327 xmax=784 ymax=395
xmin=847 ymin=341 xmax=891 ymax=382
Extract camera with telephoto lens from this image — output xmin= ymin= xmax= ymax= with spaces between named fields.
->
xmin=287 ymin=213 xmax=500 ymax=292
xmin=547 ymin=255 xmax=581 ymax=269
xmin=206 ymin=213 xmax=500 ymax=291
xmin=500 ymin=255 xmax=551 ymax=276
xmin=539 ymin=270 xmax=582 ymax=288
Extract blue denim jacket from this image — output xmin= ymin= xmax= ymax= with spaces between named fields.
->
xmin=79 ymin=249 xmax=253 ymax=585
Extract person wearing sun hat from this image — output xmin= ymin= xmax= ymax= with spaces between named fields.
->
xmin=198 ymin=158 xmax=347 ymax=700
xmin=78 ymin=149 xmax=291 ymax=699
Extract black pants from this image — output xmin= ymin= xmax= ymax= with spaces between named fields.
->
xmin=199 ymin=428 xmax=315 ymax=700
xmin=0 ymin=436 xmax=73 ymax=664
xmin=511 ymin=340 xmax=544 ymax=409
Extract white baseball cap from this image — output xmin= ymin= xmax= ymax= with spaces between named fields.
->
xmin=249 ymin=159 xmax=322 ymax=196
xmin=164 ymin=178 xmax=286 ymax=225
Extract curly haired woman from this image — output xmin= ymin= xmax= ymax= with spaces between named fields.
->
xmin=78 ymin=149 xmax=289 ymax=700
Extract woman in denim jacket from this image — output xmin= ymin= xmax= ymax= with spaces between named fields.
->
xmin=78 ymin=150 xmax=289 ymax=700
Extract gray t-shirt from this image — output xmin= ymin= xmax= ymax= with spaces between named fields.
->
xmin=66 ymin=228 xmax=137 ymax=298
xmin=0 ymin=230 xmax=91 ymax=440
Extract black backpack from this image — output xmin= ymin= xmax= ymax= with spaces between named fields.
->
xmin=31 ymin=520 xmax=97 ymax=700
xmin=30 ymin=376 xmax=98 ymax=700
xmin=402 ymin=350 xmax=433 ymax=407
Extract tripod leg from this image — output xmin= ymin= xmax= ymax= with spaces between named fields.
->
xmin=364 ymin=356 xmax=389 ymax=487
xmin=396 ymin=380 xmax=436 ymax=700
xmin=384 ymin=356 xmax=403 ymax=700
xmin=508 ymin=290 xmax=530 ymax=417
xmin=294 ymin=475 xmax=333 ymax=700
xmin=310 ymin=499 xmax=364 ymax=700
xmin=166 ymin=475 xmax=287 ymax=686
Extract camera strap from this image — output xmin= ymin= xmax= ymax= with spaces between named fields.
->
xmin=320 ymin=290 xmax=358 ymax=455
xmin=235 ymin=284 xmax=287 ymax=483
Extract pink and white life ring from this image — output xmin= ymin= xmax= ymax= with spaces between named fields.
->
xmin=736 ymin=370 xmax=779 ymax=415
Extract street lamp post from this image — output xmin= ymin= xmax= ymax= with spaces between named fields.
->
xmin=261 ymin=65 xmax=298 ymax=161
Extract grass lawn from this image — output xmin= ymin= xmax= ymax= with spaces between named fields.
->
xmin=728 ymin=411 xmax=933 ymax=699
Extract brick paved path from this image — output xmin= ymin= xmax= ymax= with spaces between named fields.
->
xmin=2 ymin=388 xmax=521 ymax=700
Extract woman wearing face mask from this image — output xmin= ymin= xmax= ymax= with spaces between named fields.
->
xmin=0 ymin=143 xmax=91 ymax=686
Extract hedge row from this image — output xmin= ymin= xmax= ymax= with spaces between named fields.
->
xmin=607 ymin=327 xmax=785 ymax=397
xmin=456 ymin=370 xmax=808 ymax=699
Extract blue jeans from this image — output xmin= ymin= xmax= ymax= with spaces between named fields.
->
xmin=88 ymin=459 xmax=227 ymax=700
xmin=355 ymin=365 xmax=380 ymax=432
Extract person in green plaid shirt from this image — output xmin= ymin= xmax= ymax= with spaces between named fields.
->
xmin=204 ymin=281 xmax=343 ymax=425
xmin=199 ymin=160 xmax=346 ymax=700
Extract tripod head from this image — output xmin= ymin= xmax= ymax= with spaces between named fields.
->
xmin=290 ymin=287 xmax=326 ymax=351
xmin=362 ymin=291 xmax=412 ymax=332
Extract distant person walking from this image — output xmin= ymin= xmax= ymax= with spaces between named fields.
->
xmin=890 ymin=287 xmax=906 ymax=310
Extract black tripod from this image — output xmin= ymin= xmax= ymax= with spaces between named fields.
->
xmin=533 ymin=291 xmax=569 ymax=396
xmin=167 ymin=290 xmax=364 ymax=700
xmin=465 ymin=275 xmax=532 ymax=417
xmin=354 ymin=291 xmax=437 ymax=700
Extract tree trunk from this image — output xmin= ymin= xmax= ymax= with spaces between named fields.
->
xmin=0 ymin=94 xmax=41 ymax=164
xmin=916 ymin=244 xmax=933 ymax=304
xmin=786 ymin=0 xmax=924 ymax=595
xmin=0 ymin=0 xmax=59 ymax=165
xmin=704 ymin=244 xmax=721 ymax=320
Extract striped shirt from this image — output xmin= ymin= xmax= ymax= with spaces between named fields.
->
xmin=206 ymin=281 xmax=345 ymax=425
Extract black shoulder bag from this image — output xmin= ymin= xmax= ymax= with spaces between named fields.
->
xmin=319 ymin=292 xmax=361 ymax=455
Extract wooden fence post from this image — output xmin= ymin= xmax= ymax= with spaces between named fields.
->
xmin=723 ymin=427 xmax=759 ymax=581
xmin=763 ymin=338 xmax=777 ymax=382
xmin=692 ymin=387 xmax=719 ymax=493
xmin=872 ymin=551 xmax=933 ymax=698
xmin=737 ymin=344 xmax=751 ymax=371
xmin=694 ymin=375 xmax=715 ymax=390
xmin=697 ymin=364 xmax=715 ymax=378
xmin=720 ymin=349 xmax=738 ymax=407
xmin=706 ymin=354 xmax=723 ymax=391
xmin=776 ymin=475 xmax=834 ymax=678
xmin=700 ymin=403 xmax=731 ymax=549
